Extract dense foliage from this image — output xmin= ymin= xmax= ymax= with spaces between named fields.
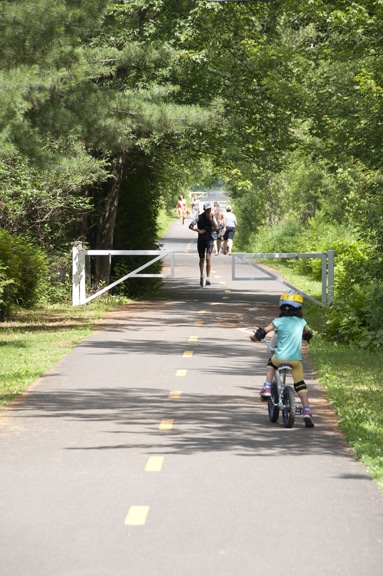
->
xmin=0 ymin=229 xmax=47 ymax=319
xmin=1 ymin=1 xmax=383 ymax=346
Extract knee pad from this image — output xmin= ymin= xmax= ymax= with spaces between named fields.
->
xmin=294 ymin=380 xmax=307 ymax=394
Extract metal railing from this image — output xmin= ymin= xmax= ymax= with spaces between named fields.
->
xmin=73 ymin=242 xmax=334 ymax=307
xmin=232 ymin=251 xmax=334 ymax=306
xmin=72 ymin=243 xmax=174 ymax=306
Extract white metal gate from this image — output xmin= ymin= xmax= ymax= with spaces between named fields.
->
xmin=72 ymin=243 xmax=334 ymax=307
xmin=72 ymin=242 xmax=174 ymax=306
xmin=232 ymin=251 xmax=335 ymax=306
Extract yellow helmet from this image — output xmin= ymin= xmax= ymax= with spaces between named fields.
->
xmin=279 ymin=290 xmax=304 ymax=309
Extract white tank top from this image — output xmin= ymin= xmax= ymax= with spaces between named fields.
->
xmin=225 ymin=212 xmax=236 ymax=227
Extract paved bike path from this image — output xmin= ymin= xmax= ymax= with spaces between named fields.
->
xmin=1 ymin=213 xmax=383 ymax=576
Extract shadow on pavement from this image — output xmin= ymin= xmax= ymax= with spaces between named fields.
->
xmin=8 ymin=385 xmax=351 ymax=462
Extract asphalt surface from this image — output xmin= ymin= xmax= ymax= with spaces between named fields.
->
xmin=1 ymin=195 xmax=383 ymax=575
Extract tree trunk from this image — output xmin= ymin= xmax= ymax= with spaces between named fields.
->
xmin=96 ymin=154 xmax=126 ymax=285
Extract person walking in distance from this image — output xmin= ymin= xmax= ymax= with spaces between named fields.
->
xmin=189 ymin=202 xmax=218 ymax=286
xmin=191 ymin=194 xmax=200 ymax=219
xmin=250 ymin=291 xmax=314 ymax=428
xmin=222 ymin=205 xmax=237 ymax=255
xmin=176 ymin=194 xmax=188 ymax=225
xmin=213 ymin=201 xmax=225 ymax=255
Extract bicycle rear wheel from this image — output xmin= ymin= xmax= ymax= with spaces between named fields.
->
xmin=282 ymin=385 xmax=296 ymax=428
xmin=268 ymin=380 xmax=280 ymax=422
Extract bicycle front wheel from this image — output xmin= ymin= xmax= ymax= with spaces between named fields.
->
xmin=282 ymin=386 xmax=296 ymax=428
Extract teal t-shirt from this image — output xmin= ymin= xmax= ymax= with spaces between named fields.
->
xmin=272 ymin=316 xmax=307 ymax=361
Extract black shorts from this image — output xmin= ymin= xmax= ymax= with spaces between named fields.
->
xmin=224 ymin=226 xmax=236 ymax=241
xmin=197 ymin=239 xmax=214 ymax=259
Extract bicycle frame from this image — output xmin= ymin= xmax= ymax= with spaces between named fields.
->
xmin=273 ymin=365 xmax=294 ymax=409
xmin=262 ymin=338 xmax=302 ymax=428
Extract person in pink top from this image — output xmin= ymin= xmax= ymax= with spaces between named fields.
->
xmin=176 ymin=194 xmax=188 ymax=225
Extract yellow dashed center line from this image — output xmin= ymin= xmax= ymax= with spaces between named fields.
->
xmin=159 ymin=419 xmax=174 ymax=431
xmin=124 ymin=506 xmax=149 ymax=526
xmin=194 ymin=320 xmax=204 ymax=326
xmin=176 ymin=369 xmax=187 ymax=376
xmin=198 ymin=310 xmax=207 ymax=314
xmin=145 ymin=456 xmax=164 ymax=472
xmin=126 ymin=329 xmax=201 ymax=530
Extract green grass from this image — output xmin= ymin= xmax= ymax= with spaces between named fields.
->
xmin=157 ymin=207 xmax=177 ymax=238
xmin=0 ymin=298 xmax=124 ymax=406
xmin=308 ymin=339 xmax=383 ymax=492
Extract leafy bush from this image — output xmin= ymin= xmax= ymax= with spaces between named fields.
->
xmin=39 ymin=250 xmax=73 ymax=304
xmin=315 ymin=232 xmax=383 ymax=348
xmin=0 ymin=229 xmax=47 ymax=319
xmin=324 ymin=278 xmax=383 ymax=350
xmin=251 ymin=217 xmax=304 ymax=256
xmin=0 ymin=264 xmax=14 ymax=316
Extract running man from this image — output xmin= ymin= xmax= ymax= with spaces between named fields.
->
xmin=189 ymin=202 xmax=218 ymax=286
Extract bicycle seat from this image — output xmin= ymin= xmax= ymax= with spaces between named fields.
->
xmin=278 ymin=364 xmax=293 ymax=371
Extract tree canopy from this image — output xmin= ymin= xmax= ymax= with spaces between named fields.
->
xmin=1 ymin=0 xmax=383 ymax=345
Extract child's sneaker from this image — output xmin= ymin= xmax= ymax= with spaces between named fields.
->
xmin=303 ymin=407 xmax=314 ymax=428
xmin=206 ymin=278 xmax=211 ymax=285
xmin=200 ymin=275 xmax=206 ymax=287
xmin=259 ymin=383 xmax=271 ymax=401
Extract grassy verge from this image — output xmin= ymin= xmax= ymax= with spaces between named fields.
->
xmin=157 ymin=207 xmax=177 ymax=238
xmin=260 ymin=260 xmax=383 ymax=492
xmin=0 ymin=298 xmax=125 ymax=407
xmin=308 ymin=338 xmax=383 ymax=492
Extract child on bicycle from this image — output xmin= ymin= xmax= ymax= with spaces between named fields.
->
xmin=250 ymin=290 xmax=314 ymax=428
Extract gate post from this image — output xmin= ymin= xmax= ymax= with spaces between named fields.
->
xmin=321 ymin=253 xmax=327 ymax=305
xmin=327 ymin=250 xmax=335 ymax=304
xmin=72 ymin=242 xmax=85 ymax=306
